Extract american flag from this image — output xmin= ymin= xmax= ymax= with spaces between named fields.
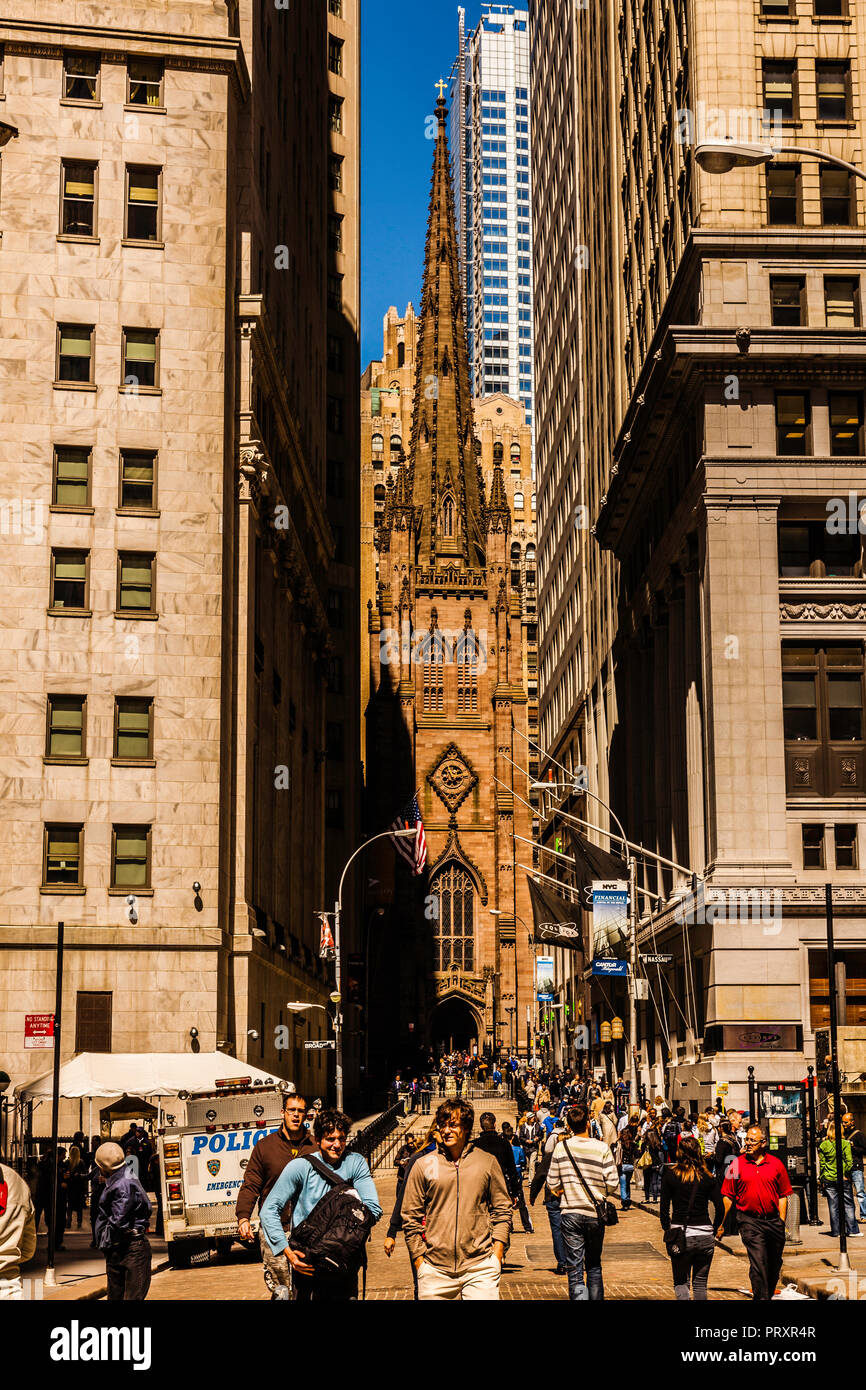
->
xmin=389 ymin=793 xmax=427 ymax=875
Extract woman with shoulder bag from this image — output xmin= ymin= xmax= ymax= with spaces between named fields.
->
xmin=618 ymin=1121 xmax=640 ymax=1211
xmin=638 ymin=1119 xmax=664 ymax=1203
xmin=659 ymin=1135 xmax=724 ymax=1301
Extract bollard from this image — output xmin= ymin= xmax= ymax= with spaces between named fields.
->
xmin=785 ymin=1188 xmax=803 ymax=1246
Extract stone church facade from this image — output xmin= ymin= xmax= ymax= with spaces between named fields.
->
xmin=365 ymin=95 xmax=535 ymax=1072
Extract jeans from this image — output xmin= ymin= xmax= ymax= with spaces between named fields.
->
xmin=670 ymin=1236 xmax=715 ymax=1300
xmin=826 ymin=1180 xmax=859 ymax=1237
xmin=559 ymin=1211 xmax=605 ymax=1301
xmin=515 ymin=1189 xmax=534 ymax=1233
xmin=620 ymin=1164 xmax=634 ymax=1206
xmin=544 ymin=1197 xmax=567 ymax=1268
xmin=105 ymin=1232 xmax=152 ymax=1302
xmin=421 ymin=1092 xmax=431 ymax=1114
xmin=644 ymin=1163 xmax=662 ymax=1200
xmin=851 ymin=1167 xmax=866 ymax=1219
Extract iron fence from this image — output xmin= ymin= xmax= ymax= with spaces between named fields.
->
xmin=346 ymin=1100 xmax=405 ymax=1171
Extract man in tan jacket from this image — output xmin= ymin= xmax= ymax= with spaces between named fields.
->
xmin=0 ymin=1161 xmax=37 ymax=1300
xmin=401 ymin=1099 xmax=512 ymax=1300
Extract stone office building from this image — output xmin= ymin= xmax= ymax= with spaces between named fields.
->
xmin=531 ymin=0 xmax=866 ymax=1109
xmin=0 ymin=0 xmax=360 ymax=1118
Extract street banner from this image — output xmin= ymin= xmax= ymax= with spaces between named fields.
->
xmin=591 ymin=958 xmax=628 ymax=977
xmin=591 ymin=880 xmax=628 ymax=956
xmin=570 ymin=831 xmax=629 ymax=908
xmin=24 ymin=1014 xmax=55 ymax=1049
xmin=536 ymin=955 xmax=554 ymax=1002
xmin=527 ymin=875 xmax=585 ymax=956
xmin=318 ymin=914 xmax=336 ymax=959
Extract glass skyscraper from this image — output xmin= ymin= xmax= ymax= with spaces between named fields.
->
xmin=449 ymin=4 xmax=534 ymax=425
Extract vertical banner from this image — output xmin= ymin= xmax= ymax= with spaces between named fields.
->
xmin=591 ymin=879 xmax=628 ymax=956
xmin=536 ymin=955 xmax=554 ymax=1002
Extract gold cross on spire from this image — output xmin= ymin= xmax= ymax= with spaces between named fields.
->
xmin=435 ymin=78 xmax=447 ymax=101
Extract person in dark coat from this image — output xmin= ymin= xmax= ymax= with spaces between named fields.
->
xmin=94 ymin=1143 xmax=153 ymax=1301
xmin=659 ymin=1135 xmax=724 ymax=1301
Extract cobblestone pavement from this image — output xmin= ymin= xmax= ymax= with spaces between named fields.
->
xmin=142 ymin=1104 xmax=750 ymax=1302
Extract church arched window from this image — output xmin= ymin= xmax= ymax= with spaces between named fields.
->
xmin=421 ymin=630 xmax=445 ymax=713
xmin=442 ymin=495 xmax=455 ymax=537
xmin=457 ymin=629 xmax=478 ymax=713
xmin=432 ymin=864 xmax=475 ymax=972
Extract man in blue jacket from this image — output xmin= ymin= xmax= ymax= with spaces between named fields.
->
xmin=93 ymin=1142 xmax=152 ymax=1301
xmin=260 ymin=1108 xmax=381 ymax=1301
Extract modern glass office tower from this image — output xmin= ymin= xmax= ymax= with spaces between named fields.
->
xmin=449 ymin=5 xmax=534 ymax=424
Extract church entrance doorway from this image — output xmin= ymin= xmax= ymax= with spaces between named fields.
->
xmin=431 ymin=996 xmax=480 ymax=1056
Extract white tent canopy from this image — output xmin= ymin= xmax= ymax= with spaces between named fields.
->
xmin=15 ymin=1052 xmax=286 ymax=1101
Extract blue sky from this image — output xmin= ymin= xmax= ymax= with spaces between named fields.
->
xmin=361 ymin=1 xmax=484 ymax=368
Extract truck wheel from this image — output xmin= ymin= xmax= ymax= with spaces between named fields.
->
xmin=168 ymin=1246 xmax=192 ymax=1271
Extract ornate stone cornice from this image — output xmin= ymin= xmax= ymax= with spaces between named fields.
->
xmin=781 ymin=601 xmax=866 ymax=622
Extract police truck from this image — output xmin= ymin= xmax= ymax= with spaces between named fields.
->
xmin=158 ymin=1075 xmax=292 ymax=1268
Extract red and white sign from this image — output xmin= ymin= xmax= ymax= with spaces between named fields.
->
xmin=25 ymin=1014 xmax=55 ymax=1050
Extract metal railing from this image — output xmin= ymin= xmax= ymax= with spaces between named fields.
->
xmin=347 ymin=1100 xmax=405 ymax=1171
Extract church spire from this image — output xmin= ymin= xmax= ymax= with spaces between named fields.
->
xmin=408 ymin=88 xmax=486 ymax=568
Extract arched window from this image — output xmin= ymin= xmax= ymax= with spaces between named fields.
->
xmin=530 ymin=492 xmax=537 ymax=511
xmin=374 ymin=484 xmax=386 ymax=505
xmin=397 ymin=340 xmax=405 ymax=367
xmin=514 ymin=491 xmax=524 ymax=510
xmin=510 ymin=441 xmax=521 ymax=460
xmin=433 ymin=864 xmax=475 ymax=971
xmin=442 ymin=495 xmax=455 ymax=537
xmin=510 ymin=542 xmax=521 ymax=563
xmin=456 ymin=629 xmax=478 ymax=713
xmin=526 ymin=543 xmax=536 ymax=564
xmin=390 ymin=434 xmax=402 ymax=454
xmin=371 ymin=433 xmax=384 ymax=455
xmin=421 ymin=631 xmax=444 ymax=713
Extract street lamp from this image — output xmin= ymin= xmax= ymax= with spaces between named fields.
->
xmin=331 ymin=828 xmax=417 ymax=1111
xmin=695 ymin=137 xmax=866 ymax=182
xmin=0 ymin=121 xmax=19 ymax=149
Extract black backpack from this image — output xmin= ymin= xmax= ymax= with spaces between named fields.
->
xmin=289 ymin=1155 xmax=374 ymax=1286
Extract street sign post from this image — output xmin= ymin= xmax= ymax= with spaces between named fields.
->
xmin=640 ymin=953 xmax=673 ymax=965
xmin=304 ymin=1039 xmax=336 ymax=1051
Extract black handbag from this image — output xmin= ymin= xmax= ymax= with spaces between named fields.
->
xmin=563 ymin=1140 xmax=619 ymax=1227
xmin=662 ymin=1176 xmax=699 ymax=1256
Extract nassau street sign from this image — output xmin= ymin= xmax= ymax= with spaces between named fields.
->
xmin=641 ymin=953 xmax=673 ymax=965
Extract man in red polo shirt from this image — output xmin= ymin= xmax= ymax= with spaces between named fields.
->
xmin=718 ymin=1125 xmax=792 ymax=1300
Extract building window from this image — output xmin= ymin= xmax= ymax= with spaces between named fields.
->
xmin=422 ymin=632 xmax=445 ymax=712
xmin=327 ymin=335 xmax=343 ymax=374
xmin=52 ymin=446 xmax=91 ymax=508
xmin=770 ymin=275 xmax=805 ymax=326
xmin=514 ymin=491 xmax=524 ymax=510
xmin=761 ymin=0 xmax=794 ymax=12
xmin=127 ymin=58 xmax=164 ymax=107
xmin=821 ymin=168 xmax=854 ymax=225
xmin=767 ymin=164 xmax=800 ymax=225
xmin=328 ymin=273 xmax=343 ymax=309
xmin=829 ymin=392 xmax=864 ymax=456
xmin=63 ymin=52 xmax=100 ymax=102
xmin=114 ymin=697 xmax=153 ymax=760
xmin=327 ymin=656 xmax=343 ymax=694
xmin=327 ymin=395 xmax=343 ymax=434
xmin=125 ymin=166 xmax=161 ymax=241
xmin=835 ymin=823 xmax=858 ymax=868
xmin=57 ymin=324 xmax=94 ymax=384
xmin=75 ymin=992 xmax=112 ymax=1052
xmin=824 ymin=276 xmax=860 ymax=327
xmin=119 ymin=450 xmax=157 ymax=510
xmin=326 ymin=721 xmax=344 ymax=761
xmin=441 ymin=496 xmax=455 ymax=537
xmin=50 ymin=549 xmax=89 ymax=611
xmin=329 ymin=154 xmax=343 ymax=191
xmin=433 ymin=864 xmax=475 ymax=971
xmin=326 ymin=790 xmax=344 ymax=829
xmin=457 ymin=630 xmax=478 ymax=714
xmin=328 ymin=588 xmax=344 ymax=628
xmin=329 ymin=96 xmax=343 ymax=133
xmin=371 ymin=433 xmax=384 ymax=457
xmin=46 ymin=695 xmax=85 ymax=759
xmin=328 ymin=215 xmax=343 ymax=251
xmin=328 ymin=36 xmax=344 ymax=75
xmin=775 ymin=391 xmax=810 ymax=453
xmin=816 ymin=61 xmax=850 ymax=121
xmin=43 ymin=824 xmax=83 ymax=887
xmin=122 ymin=328 xmax=159 ymax=388
xmin=778 ymin=519 xmax=861 ymax=577
xmin=782 ymin=643 xmax=865 ymax=796
xmin=117 ymin=553 xmax=155 ymax=613
xmin=111 ymin=825 xmax=151 ymax=888
xmin=327 ymin=458 xmax=344 ymax=497
xmin=60 ymin=161 xmax=96 ymax=237
xmin=763 ymin=61 xmax=797 ymax=121
xmin=815 ymin=0 xmax=846 ymax=11
xmin=328 ymin=0 xmax=343 ymax=14
xmin=802 ymin=824 xmax=825 ymax=868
